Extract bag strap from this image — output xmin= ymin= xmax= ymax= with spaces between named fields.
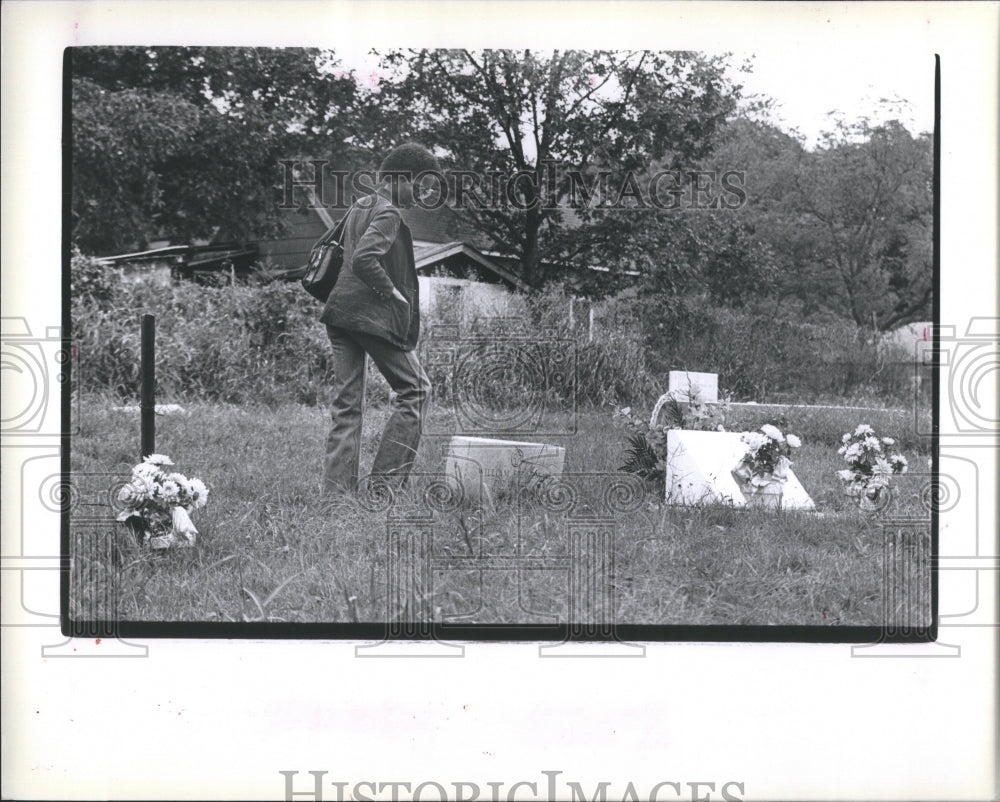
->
xmin=319 ymin=207 xmax=351 ymax=247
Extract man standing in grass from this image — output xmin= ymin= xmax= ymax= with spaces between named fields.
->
xmin=320 ymin=143 xmax=437 ymax=495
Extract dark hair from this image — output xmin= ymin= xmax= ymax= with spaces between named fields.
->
xmin=378 ymin=142 xmax=440 ymax=180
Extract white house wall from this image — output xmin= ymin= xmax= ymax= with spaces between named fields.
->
xmin=417 ymin=275 xmax=519 ymax=320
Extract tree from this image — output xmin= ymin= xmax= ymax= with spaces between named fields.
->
xmin=770 ymin=119 xmax=930 ymax=330
xmin=71 ymin=47 xmax=358 ymax=254
xmin=370 ymin=49 xmax=748 ymax=288
xmin=702 ymin=114 xmax=933 ymax=330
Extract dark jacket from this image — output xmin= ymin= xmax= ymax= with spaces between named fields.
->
xmin=320 ymin=192 xmax=420 ymax=350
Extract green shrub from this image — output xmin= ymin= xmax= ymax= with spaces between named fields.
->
xmin=597 ymin=291 xmax=923 ymax=406
xmin=71 ymin=253 xmax=925 ymax=412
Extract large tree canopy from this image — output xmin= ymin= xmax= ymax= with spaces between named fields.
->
xmin=71 ymin=47 xmax=358 ymax=254
xmin=369 ymin=49 xmax=749 ymax=287
xmin=708 ymin=115 xmax=933 ymax=330
xmin=70 ymin=47 xmax=932 ymax=333
xmin=790 ymin=119 xmax=932 ymax=330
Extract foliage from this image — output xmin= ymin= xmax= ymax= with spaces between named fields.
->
xmin=614 ymin=387 xmax=733 ymax=483
xmin=72 ymin=251 xmax=928 ymax=416
xmin=708 ymin=116 xmax=932 ymax=330
xmin=70 ymin=47 xmax=931 ymax=337
xmin=649 ymin=386 xmax=732 ymax=432
xmin=70 ymin=401 xmax=931 ymax=626
xmin=614 ymin=291 xmax=921 ymax=405
xmin=372 ymin=49 xmax=748 ymax=287
xmin=71 ymin=47 xmax=359 ymax=254
xmin=70 ymin=247 xmax=119 ymax=304
xmin=611 ymin=406 xmax=674 ymax=483
xmin=619 ymin=432 xmax=662 ymax=482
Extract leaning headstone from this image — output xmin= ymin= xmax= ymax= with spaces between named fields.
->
xmin=664 ymin=429 xmax=815 ymax=511
xmin=443 ymin=436 xmax=565 ymax=505
xmin=668 ymin=370 xmax=718 ymax=402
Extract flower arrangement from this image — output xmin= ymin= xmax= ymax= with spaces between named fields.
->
xmin=649 ymin=388 xmax=731 ymax=433
xmin=614 ymin=388 xmax=730 ymax=482
xmin=837 ymin=424 xmax=908 ymax=509
xmin=732 ymin=424 xmax=802 ymax=496
xmin=116 ymin=454 xmax=208 ymax=549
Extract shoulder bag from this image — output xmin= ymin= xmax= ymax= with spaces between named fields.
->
xmin=301 ymin=210 xmax=352 ymax=302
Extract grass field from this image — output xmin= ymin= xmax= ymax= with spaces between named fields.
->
xmin=69 ymin=391 xmax=934 ymax=629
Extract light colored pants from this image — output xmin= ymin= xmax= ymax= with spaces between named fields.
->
xmin=323 ymin=325 xmax=431 ymax=494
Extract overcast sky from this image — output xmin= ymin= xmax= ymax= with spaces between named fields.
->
xmin=338 ymin=47 xmax=934 ymax=155
xmin=734 ymin=49 xmax=935 ymax=147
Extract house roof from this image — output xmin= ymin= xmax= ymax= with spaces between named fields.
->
xmin=314 ymin=204 xmax=524 ymax=288
xmin=97 ymin=243 xmax=258 ymax=267
xmin=413 ymin=241 xmax=529 ymax=291
xmin=319 ymin=202 xmax=489 ymax=248
xmin=401 ymin=206 xmax=490 ymax=248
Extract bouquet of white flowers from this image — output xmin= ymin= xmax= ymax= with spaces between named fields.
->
xmin=732 ymin=424 xmax=802 ymax=499
xmin=116 ymin=454 xmax=208 ymax=549
xmin=837 ymin=425 xmax=907 ymax=510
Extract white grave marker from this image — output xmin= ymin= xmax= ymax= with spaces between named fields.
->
xmin=664 ymin=429 xmax=815 ymax=511
xmin=668 ymin=370 xmax=718 ymax=402
xmin=443 ymin=436 xmax=565 ymax=504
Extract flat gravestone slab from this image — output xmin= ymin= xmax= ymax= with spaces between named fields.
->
xmin=668 ymin=371 xmax=718 ymax=403
xmin=443 ymin=436 xmax=565 ymax=504
xmin=665 ymin=429 xmax=815 ymax=511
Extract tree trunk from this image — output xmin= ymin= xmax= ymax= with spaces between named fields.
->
xmin=521 ymin=206 xmax=543 ymax=286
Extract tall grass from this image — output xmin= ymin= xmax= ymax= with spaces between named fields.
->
xmin=72 ymin=252 xmax=925 ymax=411
xmin=70 ymin=398 xmax=932 ymax=626
xmin=69 ymin=254 xmax=933 ymax=627
xmin=597 ymin=292 xmax=928 ymax=405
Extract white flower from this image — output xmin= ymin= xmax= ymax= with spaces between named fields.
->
xmin=854 ymin=424 xmax=874 ymax=436
xmin=144 ymin=454 xmax=174 ymax=466
xmin=741 ymin=431 xmax=767 ymax=450
xmin=117 ymin=480 xmax=146 ymax=508
xmin=166 ymin=472 xmax=189 ymax=489
xmin=760 ymin=424 xmax=784 ymax=442
xmin=891 ymin=454 xmax=908 ymax=474
xmin=842 ymin=433 xmax=851 ymax=443
xmin=785 ymin=433 xmax=801 ymax=448
xmin=844 ymin=443 xmax=862 ymax=461
xmin=186 ymin=477 xmax=209 ymax=509
xmin=837 ymin=469 xmax=856 ymax=483
xmin=133 ymin=461 xmax=160 ymax=478
xmin=130 ymin=472 xmax=156 ymax=498
xmin=881 ymin=437 xmax=895 ymax=446
xmin=872 ymin=457 xmax=895 ymax=480
xmin=157 ymin=479 xmax=181 ymax=504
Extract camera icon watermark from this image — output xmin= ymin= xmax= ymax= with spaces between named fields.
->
xmin=421 ymin=320 xmax=577 ymax=437
xmin=60 ymin=468 xmax=149 ymax=655
xmin=1 ymin=452 xmax=148 ymax=656
xmin=851 ymin=451 xmax=994 ymax=658
xmin=1 ymin=317 xmax=78 ymax=439
xmin=918 ymin=317 xmax=998 ymax=438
